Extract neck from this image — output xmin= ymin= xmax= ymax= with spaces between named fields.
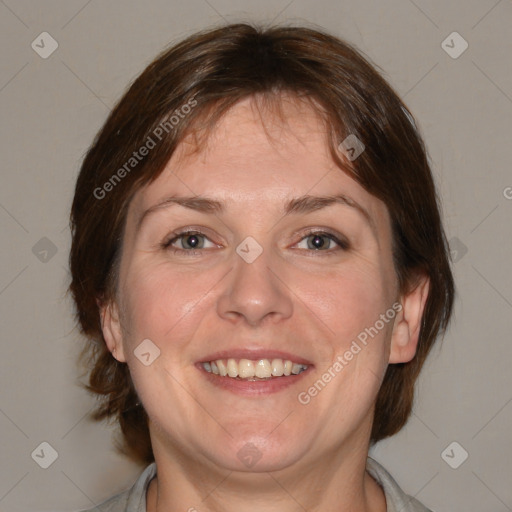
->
xmin=146 ymin=437 xmax=386 ymax=512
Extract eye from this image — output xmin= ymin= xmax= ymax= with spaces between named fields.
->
xmin=163 ymin=230 xmax=217 ymax=253
xmin=161 ymin=228 xmax=348 ymax=256
xmin=294 ymin=230 xmax=349 ymax=252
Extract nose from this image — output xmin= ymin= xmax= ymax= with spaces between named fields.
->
xmin=216 ymin=244 xmax=294 ymax=327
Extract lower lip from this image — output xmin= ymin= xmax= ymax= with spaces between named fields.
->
xmin=196 ymin=365 xmax=312 ymax=396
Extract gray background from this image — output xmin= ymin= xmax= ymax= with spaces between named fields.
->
xmin=1 ymin=1 xmax=511 ymax=511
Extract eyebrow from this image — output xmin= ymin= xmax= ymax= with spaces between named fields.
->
xmin=137 ymin=193 xmax=376 ymax=234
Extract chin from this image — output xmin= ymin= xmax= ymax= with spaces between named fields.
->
xmin=203 ymin=428 xmax=310 ymax=473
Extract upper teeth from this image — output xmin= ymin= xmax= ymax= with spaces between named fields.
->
xmin=202 ymin=358 xmax=308 ymax=379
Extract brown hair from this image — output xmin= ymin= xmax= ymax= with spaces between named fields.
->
xmin=69 ymin=22 xmax=454 ymax=465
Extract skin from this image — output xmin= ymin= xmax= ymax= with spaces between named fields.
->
xmin=101 ymin=95 xmax=429 ymax=512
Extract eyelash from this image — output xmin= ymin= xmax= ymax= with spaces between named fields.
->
xmin=161 ymin=228 xmax=350 ymax=256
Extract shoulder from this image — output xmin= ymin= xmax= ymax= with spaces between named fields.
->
xmin=74 ymin=463 xmax=157 ymax=512
xmin=77 ymin=490 xmax=130 ymax=512
xmin=366 ymin=457 xmax=434 ymax=512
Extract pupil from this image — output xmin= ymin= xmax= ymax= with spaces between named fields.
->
xmin=186 ymin=235 xmax=199 ymax=248
xmin=311 ymin=235 xmax=325 ymax=249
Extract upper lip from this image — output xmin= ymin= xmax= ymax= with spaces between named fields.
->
xmin=198 ymin=348 xmax=313 ymax=366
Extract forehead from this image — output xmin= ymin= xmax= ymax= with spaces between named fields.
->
xmin=170 ymin=94 xmax=335 ymax=187
xmin=128 ymin=95 xmax=390 ymax=234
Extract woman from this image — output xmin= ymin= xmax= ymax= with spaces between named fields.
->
xmin=70 ymin=23 xmax=454 ymax=512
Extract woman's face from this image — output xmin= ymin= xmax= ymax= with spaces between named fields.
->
xmin=103 ymin=96 xmax=416 ymax=473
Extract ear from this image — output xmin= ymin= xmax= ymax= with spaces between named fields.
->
xmin=389 ymin=274 xmax=430 ymax=364
xmin=99 ymin=299 xmax=127 ymax=363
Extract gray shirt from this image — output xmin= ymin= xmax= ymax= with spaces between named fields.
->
xmin=78 ymin=457 xmax=432 ymax=512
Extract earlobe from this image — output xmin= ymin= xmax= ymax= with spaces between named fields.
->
xmin=99 ymin=300 xmax=127 ymax=363
xmin=389 ymin=274 xmax=430 ymax=364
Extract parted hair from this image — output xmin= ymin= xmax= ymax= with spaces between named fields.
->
xmin=69 ymin=22 xmax=454 ymax=465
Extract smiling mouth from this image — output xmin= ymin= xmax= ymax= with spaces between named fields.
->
xmin=201 ymin=358 xmax=309 ymax=380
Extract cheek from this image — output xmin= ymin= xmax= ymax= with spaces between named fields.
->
xmin=293 ymin=259 xmax=394 ymax=345
xmin=118 ymin=261 xmax=218 ymax=355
